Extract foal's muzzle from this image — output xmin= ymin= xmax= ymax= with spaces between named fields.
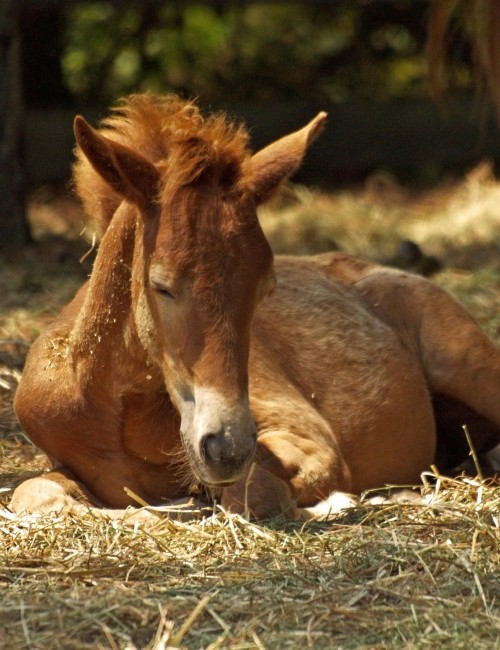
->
xmin=179 ymin=386 xmax=257 ymax=486
xmin=198 ymin=425 xmax=257 ymax=485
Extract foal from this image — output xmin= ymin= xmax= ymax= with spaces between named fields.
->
xmin=11 ymin=94 xmax=500 ymax=520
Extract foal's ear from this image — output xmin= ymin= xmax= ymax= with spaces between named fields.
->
xmin=74 ymin=116 xmax=159 ymax=206
xmin=248 ymin=112 xmax=327 ymax=204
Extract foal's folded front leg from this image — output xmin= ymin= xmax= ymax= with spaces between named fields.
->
xmin=221 ymin=425 xmax=352 ymax=520
xmin=9 ymin=467 xmax=97 ymax=515
xmin=221 ymin=463 xmax=297 ymax=520
xmin=221 ymin=463 xmax=356 ymax=522
xmin=9 ymin=467 xmax=207 ymax=524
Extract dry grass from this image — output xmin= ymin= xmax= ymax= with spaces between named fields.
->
xmin=1 ymin=167 xmax=500 ymax=649
xmin=0 ymin=478 xmax=498 ymax=649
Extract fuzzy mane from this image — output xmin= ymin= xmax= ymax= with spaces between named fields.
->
xmin=73 ymin=94 xmax=251 ymax=235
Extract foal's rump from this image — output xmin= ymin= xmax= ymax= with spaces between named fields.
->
xmin=308 ymin=251 xmax=500 ymax=473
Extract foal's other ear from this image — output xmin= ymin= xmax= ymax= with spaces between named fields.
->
xmin=248 ymin=112 xmax=327 ymax=204
xmin=74 ymin=116 xmax=159 ymax=206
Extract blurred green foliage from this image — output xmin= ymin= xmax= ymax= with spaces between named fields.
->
xmin=58 ymin=1 xmax=473 ymax=105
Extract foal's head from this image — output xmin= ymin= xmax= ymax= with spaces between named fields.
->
xmin=74 ymin=95 xmax=326 ymax=487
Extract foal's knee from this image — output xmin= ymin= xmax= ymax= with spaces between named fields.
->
xmin=9 ymin=470 xmax=91 ymax=515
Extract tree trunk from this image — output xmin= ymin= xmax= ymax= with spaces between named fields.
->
xmin=0 ymin=0 xmax=29 ymax=251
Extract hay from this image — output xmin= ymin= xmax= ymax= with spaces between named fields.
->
xmin=0 ymin=478 xmax=498 ymax=648
xmin=1 ymin=177 xmax=500 ymax=648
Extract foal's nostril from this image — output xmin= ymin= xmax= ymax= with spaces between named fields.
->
xmin=201 ymin=429 xmax=256 ymax=465
xmin=202 ymin=433 xmax=225 ymax=463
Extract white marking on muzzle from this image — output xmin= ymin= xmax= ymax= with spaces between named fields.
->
xmin=189 ymin=385 xmax=257 ymax=484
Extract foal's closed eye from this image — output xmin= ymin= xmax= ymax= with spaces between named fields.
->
xmin=151 ymin=279 xmax=175 ymax=299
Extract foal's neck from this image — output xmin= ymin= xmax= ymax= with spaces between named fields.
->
xmin=70 ymin=203 xmax=141 ymax=392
